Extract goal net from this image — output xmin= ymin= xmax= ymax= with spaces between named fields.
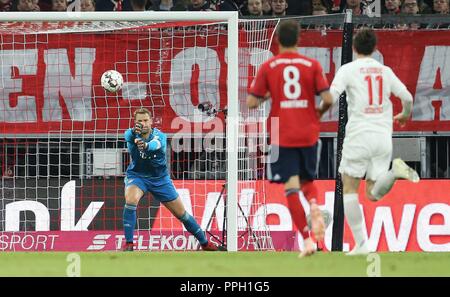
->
xmin=0 ymin=12 xmax=278 ymax=252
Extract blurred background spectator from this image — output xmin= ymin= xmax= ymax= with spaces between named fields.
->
xmin=242 ymin=0 xmax=264 ymax=16
xmin=96 ymin=0 xmax=132 ymax=11
xmin=216 ymin=0 xmax=244 ymax=12
xmin=432 ymin=0 xmax=449 ymax=13
xmin=313 ymin=3 xmax=328 ymax=14
xmin=1 ymin=0 xmax=13 ymax=11
xmin=399 ymin=0 xmax=424 ymax=29
xmin=261 ymin=0 xmax=271 ymax=14
xmin=187 ymin=0 xmax=213 ymax=10
xmin=5 ymin=0 xmax=448 ymax=16
xmin=12 ymin=0 xmax=40 ymax=10
xmin=383 ymin=0 xmax=402 ymax=14
xmin=270 ymin=0 xmax=288 ymax=16
xmin=340 ymin=0 xmax=367 ymax=15
xmin=130 ymin=0 xmax=147 ymax=10
xmin=80 ymin=0 xmax=96 ymax=10
xmin=52 ymin=0 xmax=67 ymax=10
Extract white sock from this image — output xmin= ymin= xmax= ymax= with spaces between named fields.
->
xmin=371 ymin=170 xmax=396 ymax=200
xmin=344 ymin=193 xmax=367 ymax=247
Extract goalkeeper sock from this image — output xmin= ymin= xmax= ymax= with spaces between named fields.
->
xmin=179 ymin=211 xmax=208 ymax=246
xmin=285 ymin=189 xmax=309 ymax=239
xmin=123 ymin=203 xmax=137 ymax=243
xmin=370 ymin=170 xmax=396 ymax=200
xmin=343 ymin=193 xmax=367 ymax=247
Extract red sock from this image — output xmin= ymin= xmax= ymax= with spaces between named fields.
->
xmin=301 ymin=180 xmax=318 ymax=203
xmin=285 ymin=189 xmax=309 ymax=239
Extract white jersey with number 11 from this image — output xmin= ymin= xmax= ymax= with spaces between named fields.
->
xmin=330 ymin=57 xmax=412 ymax=138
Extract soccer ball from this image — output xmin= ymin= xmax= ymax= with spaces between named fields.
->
xmin=101 ymin=70 xmax=123 ymax=93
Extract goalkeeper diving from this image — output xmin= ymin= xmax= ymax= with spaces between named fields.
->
xmin=122 ymin=107 xmax=224 ymax=251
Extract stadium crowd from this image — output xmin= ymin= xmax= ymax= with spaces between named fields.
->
xmin=1 ymin=0 xmax=449 ymax=15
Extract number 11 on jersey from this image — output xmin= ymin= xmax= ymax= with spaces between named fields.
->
xmin=365 ymin=75 xmax=383 ymax=106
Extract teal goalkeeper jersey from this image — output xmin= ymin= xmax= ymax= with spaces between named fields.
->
xmin=124 ymin=127 xmax=168 ymax=179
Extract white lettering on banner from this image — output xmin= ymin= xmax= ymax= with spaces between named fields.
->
xmin=321 ymin=191 xmax=350 ymax=252
xmin=86 ymin=234 xmax=111 ymax=251
xmin=417 ymin=203 xmax=450 ymax=251
xmin=0 ymin=49 xmax=38 ymax=123
xmin=253 ymin=203 xmax=292 ymax=231
xmin=5 ymin=201 xmax=50 ymax=231
xmin=178 ymin=188 xmax=193 ymax=232
xmin=366 ymin=205 xmax=416 ymax=252
xmin=3 ymin=180 xmax=103 ymax=232
xmin=225 ymin=47 xmax=273 ymax=123
xmin=413 ymin=46 xmax=450 ymax=121
xmin=170 ymin=47 xmax=220 ymax=122
xmin=238 ymin=189 xmax=255 ymax=229
xmin=43 ymin=48 xmax=95 ymax=122
xmin=60 ymin=180 xmax=104 ymax=231
xmin=201 ymin=192 xmax=225 ymax=231
xmin=0 ymin=234 xmax=58 ymax=251
xmin=115 ymin=234 xmax=200 ymax=251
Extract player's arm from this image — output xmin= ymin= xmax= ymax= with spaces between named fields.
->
xmin=145 ymin=134 xmax=163 ymax=152
xmin=247 ymin=63 xmax=269 ymax=109
xmin=136 ymin=132 xmax=165 ymax=152
xmin=247 ymin=92 xmax=270 ymax=109
xmin=329 ymin=66 xmax=346 ymax=105
xmin=124 ymin=128 xmax=136 ymax=143
xmin=316 ymin=90 xmax=334 ymax=118
xmin=125 ymin=123 xmax=143 ymax=142
xmin=389 ymin=68 xmax=414 ymax=127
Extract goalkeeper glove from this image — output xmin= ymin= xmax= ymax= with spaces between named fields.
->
xmin=132 ymin=123 xmax=143 ymax=135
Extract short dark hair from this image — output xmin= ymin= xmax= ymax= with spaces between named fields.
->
xmin=134 ymin=107 xmax=152 ymax=119
xmin=277 ymin=20 xmax=299 ymax=48
xmin=353 ymin=28 xmax=377 ymax=55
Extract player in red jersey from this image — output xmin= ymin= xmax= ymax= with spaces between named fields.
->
xmin=247 ymin=20 xmax=334 ymax=257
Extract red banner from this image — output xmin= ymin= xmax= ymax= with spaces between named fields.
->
xmin=0 ymin=179 xmax=448 ymax=252
xmin=0 ymin=29 xmax=449 ymax=134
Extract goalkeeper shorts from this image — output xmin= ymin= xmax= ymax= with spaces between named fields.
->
xmin=125 ymin=174 xmax=179 ymax=202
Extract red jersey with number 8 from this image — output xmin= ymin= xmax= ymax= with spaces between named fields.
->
xmin=249 ymin=51 xmax=329 ymax=147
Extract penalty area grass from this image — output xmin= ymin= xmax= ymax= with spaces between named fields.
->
xmin=0 ymin=251 xmax=449 ymax=277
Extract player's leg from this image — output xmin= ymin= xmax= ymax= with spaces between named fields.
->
xmin=152 ymin=178 xmax=223 ymax=251
xmin=339 ymin=139 xmax=370 ymax=255
xmin=298 ymin=142 xmax=328 ymax=242
xmin=341 ymin=173 xmax=369 ymax=255
xmin=284 ymin=175 xmax=316 ymax=258
xmin=369 ymin=159 xmax=420 ymax=201
xmin=123 ymin=178 xmax=146 ymax=251
xmin=268 ymin=146 xmax=314 ymax=257
xmin=368 ymin=136 xmax=419 ymax=201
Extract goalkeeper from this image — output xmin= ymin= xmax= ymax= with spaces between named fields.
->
xmin=122 ymin=108 xmax=222 ymax=251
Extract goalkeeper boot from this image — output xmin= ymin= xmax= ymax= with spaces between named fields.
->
xmin=123 ymin=242 xmax=134 ymax=252
xmin=201 ymin=242 xmax=226 ymax=251
xmin=392 ymin=158 xmax=420 ymax=183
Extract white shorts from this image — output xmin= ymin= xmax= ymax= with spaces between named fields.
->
xmin=338 ymin=132 xmax=392 ymax=181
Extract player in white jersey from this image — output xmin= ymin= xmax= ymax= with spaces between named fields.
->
xmin=329 ymin=28 xmax=420 ymax=255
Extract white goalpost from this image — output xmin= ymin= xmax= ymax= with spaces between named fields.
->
xmin=0 ymin=12 xmax=276 ymax=252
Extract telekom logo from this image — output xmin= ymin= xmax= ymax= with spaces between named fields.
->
xmin=87 ymin=234 xmax=111 ymax=251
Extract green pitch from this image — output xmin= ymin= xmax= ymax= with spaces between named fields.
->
xmin=0 ymin=252 xmax=449 ymax=277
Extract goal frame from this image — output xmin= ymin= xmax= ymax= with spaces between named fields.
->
xmin=0 ymin=11 xmax=240 ymax=252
